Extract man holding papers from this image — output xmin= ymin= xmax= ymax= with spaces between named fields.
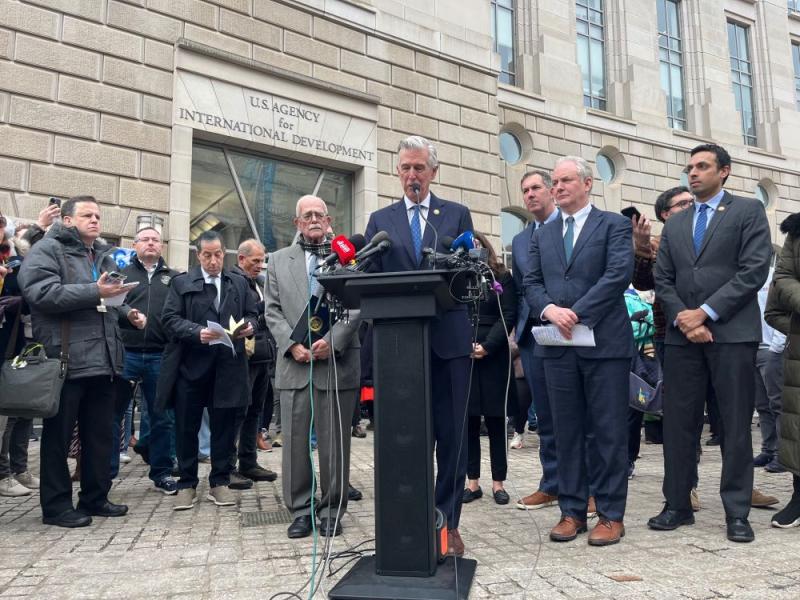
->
xmin=523 ymin=156 xmax=634 ymax=546
xmin=162 ymin=230 xmax=257 ymax=511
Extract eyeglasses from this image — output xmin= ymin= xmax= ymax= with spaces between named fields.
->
xmin=666 ymin=199 xmax=693 ymax=211
xmin=298 ymin=212 xmax=329 ymax=222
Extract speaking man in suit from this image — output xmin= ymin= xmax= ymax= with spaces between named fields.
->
xmin=524 ymin=156 xmax=634 ymax=546
xmin=161 ymin=230 xmax=258 ymax=511
xmin=264 ymin=195 xmax=361 ymax=539
xmin=513 ymin=170 xmax=561 ymax=510
xmin=649 ymin=144 xmax=771 ymax=543
xmin=364 ymin=135 xmax=473 ymax=556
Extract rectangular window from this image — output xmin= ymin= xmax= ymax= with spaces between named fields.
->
xmin=793 ymin=42 xmax=800 ymax=109
xmin=727 ymin=21 xmax=757 ymax=146
xmin=576 ymin=0 xmax=606 ymax=110
xmin=491 ymin=0 xmax=516 ymax=85
xmin=190 ymin=143 xmax=353 ymax=267
xmin=657 ymin=0 xmax=686 ymax=130
xmin=790 ymin=1 xmax=800 ymax=14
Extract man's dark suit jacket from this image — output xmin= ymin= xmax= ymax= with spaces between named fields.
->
xmin=161 ymin=265 xmax=258 ymax=409
xmin=512 ymin=222 xmax=535 ymax=343
xmin=524 ymin=207 xmax=635 ymax=359
xmin=364 ymin=192 xmax=473 ymax=359
xmin=655 ymin=192 xmax=771 ymax=345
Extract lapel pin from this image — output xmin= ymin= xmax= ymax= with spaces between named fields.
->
xmin=433 ymin=209 xmax=440 ymax=215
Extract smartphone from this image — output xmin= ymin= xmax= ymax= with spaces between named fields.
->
xmin=48 ymin=197 xmax=61 ymax=207
xmin=621 ymin=206 xmax=642 ymax=220
xmin=4 ymin=258 xmax=22 ymax=270
xmin=106 ymin=271 xmax=127 ymax=283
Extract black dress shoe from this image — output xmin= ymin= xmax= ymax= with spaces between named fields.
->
xmin=493 ymin=489 xmax=510 ymax=505
xmin=726 ymin=517 xmax=754 ymax=543
xmin=43 ymin=509 xmax=92 ymax=528
xmin=76 ymin=501 xmax=128 ymax=517
xmin=462 ymin=487 xmax=483 ymax=503
xmin=288 ymin=515 xmax=313 ymax=539
xmin=348 ymin=484 xmax=363 ymax=501
xmin=351 ymin=425 xmax=367 ymax=438
xmin=319 ymin=517 xmax=342 ymax=537
xmin=647 ymin=507 xmax=695 ymax=530
xmin=705 ymin=435 xmax=721 ymax=447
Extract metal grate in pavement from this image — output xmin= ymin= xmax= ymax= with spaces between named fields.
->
xmin=241 ymin=509 xmax=292 ymax=527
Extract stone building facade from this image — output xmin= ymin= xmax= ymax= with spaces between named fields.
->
xmin=0 ymin=0 xmax=798 ymax=266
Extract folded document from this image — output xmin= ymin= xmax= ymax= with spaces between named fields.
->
xmin=531 ymin=324 xmax=596 ymax=347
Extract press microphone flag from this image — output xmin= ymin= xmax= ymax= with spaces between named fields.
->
xmin=318 ymin=235 xmax=362 ymax=269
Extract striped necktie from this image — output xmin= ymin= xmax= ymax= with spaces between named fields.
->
xmin=693 ymin=204 xmax=709 ymax=255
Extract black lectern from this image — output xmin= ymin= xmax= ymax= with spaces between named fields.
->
xmin=318 ymin=270 xmax=476 ymax=600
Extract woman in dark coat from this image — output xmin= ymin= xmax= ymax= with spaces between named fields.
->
xmin=462 ymin=232 xmax=517 ymax=505
xmin=766 ymin=213 xmax=800 ymax=527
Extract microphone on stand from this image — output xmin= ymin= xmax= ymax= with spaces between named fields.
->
xmin=411 ymin=183 xmax=439 ymax=269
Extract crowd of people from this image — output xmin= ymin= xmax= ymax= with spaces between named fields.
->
xmin=0 ymin=134 xmax=798 ymax=558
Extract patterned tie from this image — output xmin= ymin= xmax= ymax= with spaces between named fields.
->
xmin=307 ymin=252 xmax=320 ymax=296
xmin=693 ymin=204 xmax=709 ymax=255
xmin=410 ymin=204 xmax=423 ymax=264
xmin=564 ymin=216 xmax=575 ymax=262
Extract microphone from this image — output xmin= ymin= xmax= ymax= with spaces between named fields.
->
xmin=448 ymin=231 xmax=475 ymax=254
xmin=318 ymin=235 xmax=360 ymax=269
xmin=354 ymin=230 xmax=390 ymax=261
xmin=355 ymin=239 xmax=392 ymax=264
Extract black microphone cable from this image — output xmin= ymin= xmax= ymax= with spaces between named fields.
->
xmin=489 ymin=269 xmax=544 ymax=600
xmin=448 ymin=287 xmax=481 ymax=600
xmin=411 ymin=182 xmax=440 ymax=268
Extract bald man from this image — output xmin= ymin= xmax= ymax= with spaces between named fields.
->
xmin=229 ymin=239 xmax=278 ymax=484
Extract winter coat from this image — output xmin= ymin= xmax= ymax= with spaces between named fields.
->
xmin=119 ymin=256 xmax=180 ymax=352
xmin=230 ymin=265 xmax=277 ymax=368
xmin=769 ymin=212 xmax=800 ymax=476
xmin=18 ymin=222 xmax=125 ymax=379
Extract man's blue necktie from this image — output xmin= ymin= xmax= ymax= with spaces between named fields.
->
xmin=564 ymin=216 xmax=575 ymax=262
xmin=410 ymin=204 xmax=423 ymax=264
xmin=307 ymin=252 xmax=320 ymax=296
xmin=693 ymin=204 xmax=709 ymax=255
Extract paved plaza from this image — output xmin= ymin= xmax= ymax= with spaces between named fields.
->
xmin=0 ymin=422 xmax=797 ymax=600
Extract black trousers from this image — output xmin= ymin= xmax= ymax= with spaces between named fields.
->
xmin=174 ymin=371 xmax=239 ymax=490
xmin=467 ymin=415 xmax=507 ymax=481
xmin=40 ymin=376 xmax=116 ymax=518
xmin=662 ymin=342 xmax=757 ymax=518
xmin=232 ymin=362 xmax=270 ymax=472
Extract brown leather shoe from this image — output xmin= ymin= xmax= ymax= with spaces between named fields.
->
xmin=752 ymin=488 xmax=779 ymax=508
xmin=446 ymin=528 xmax=465 ymax=557
xmin=588 ymin=518 xmax=625 ymax=546
xmin=587 ymin=496 xmax=597 ymax=518
xmin=516 ymin=490 xmax=558 ymax=510
xmin=549 ymin=516 xmax=587 ymax=542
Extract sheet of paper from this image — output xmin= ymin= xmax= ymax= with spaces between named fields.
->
xmin=103 ymin=282 xmax=139 ymax=307
xmin=206 ymin=320 xmax=236 ymax=355
xmin=531 ymin=324 xmax=596 ymax=347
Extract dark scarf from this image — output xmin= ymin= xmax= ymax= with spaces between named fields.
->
xmin=297 ymin=234 xmax=332 ymax=257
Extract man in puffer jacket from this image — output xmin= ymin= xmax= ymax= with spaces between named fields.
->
xmin=19 ymin=195 xmax=145 ymax=528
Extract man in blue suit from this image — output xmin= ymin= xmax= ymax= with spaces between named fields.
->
xmin=512 ymin=170 xmax=560 ymax=510
xmin=524 ymin=156 xmax=634 ymax=546
xmin=365 ymin=135 xmax=473 ymax=557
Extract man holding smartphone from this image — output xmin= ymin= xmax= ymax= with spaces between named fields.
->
xmin=20 ymin=195 xmax=145 ymax=527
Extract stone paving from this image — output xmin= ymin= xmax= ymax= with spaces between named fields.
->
xmin=0 ymin=422 xmax=797 ymax=600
